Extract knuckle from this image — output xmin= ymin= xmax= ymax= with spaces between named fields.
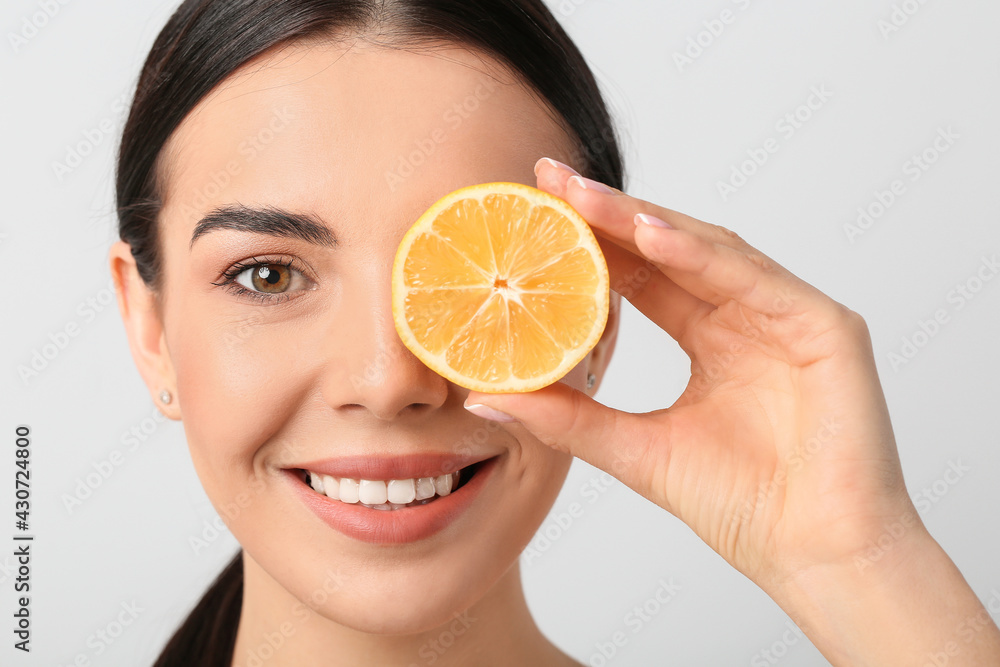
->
xmin=819 ymin=303 xmax=870 ymax=340
xmin=711 ymin=223 xmax=747 ymax=246
xmin=795 ymin=302 xmax=870 ymax=359
xmin=743 ymin=252 xmax=775 ymax=273
xmin=841 ymin=306 xmax=871 ymax=337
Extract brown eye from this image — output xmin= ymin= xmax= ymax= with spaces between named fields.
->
xmin=237 ymin=264 xmax=292 ymax=293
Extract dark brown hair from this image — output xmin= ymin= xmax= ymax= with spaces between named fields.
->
xmin=118 ymin=1 xmax=624 ymax=664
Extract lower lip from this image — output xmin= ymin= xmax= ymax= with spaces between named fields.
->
xmin=286 ymin=457 xmax=498 ymax=544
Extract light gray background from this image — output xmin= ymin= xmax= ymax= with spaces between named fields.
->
xmin=3 ymin=0 xmax=999 ymax=665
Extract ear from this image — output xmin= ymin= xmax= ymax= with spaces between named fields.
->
xmin=109 ymin=241 xmax=181 ymax=420
xmin=587 ymin=290 xmax=621 ymax=393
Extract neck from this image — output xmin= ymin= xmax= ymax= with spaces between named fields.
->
xmin=230 ymin=553 xmax=581 ymax=667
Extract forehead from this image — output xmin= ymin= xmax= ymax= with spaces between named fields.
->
xmin=158 ymin=39 xmax=574 ymax=242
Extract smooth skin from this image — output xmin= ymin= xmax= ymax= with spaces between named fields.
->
xmin=110 ymin=41 xmax=602 ymax=667
xmin=467 ymin=158 xmax=1000 ymax=666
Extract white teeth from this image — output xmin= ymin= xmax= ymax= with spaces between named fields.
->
xmin=359 ymin=480 xmax=388 ymax=505
xmin=322 ymin=474 xmax=339 ymax=500
xmin=434 ymin=473 xmax=454 ymax=497
xmin=387 ymin=479 xmax=416 ymax=504
xmin=306 ymin=470 xmax=462 ymax=509
xmin=339 ymin=478 xmax=360 ymax=504
xmin=415 ymin=477 xmax=436 ymax=500
xmin=309 ymin=473 xmax=325 ymax=494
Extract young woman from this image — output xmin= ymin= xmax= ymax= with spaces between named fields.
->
xmin=109 ymin=0 xmax=1000 ymax=664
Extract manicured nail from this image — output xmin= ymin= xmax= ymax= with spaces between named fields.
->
xmin=568 ymin=175 xmax=615 ymax=194
xmin=635 ymin=213 xmax=674 ymax=229
xmin=535 ymin=157 xmax=581 ymax=177
xmin=464 ymin=402 xmax=519 ymax=423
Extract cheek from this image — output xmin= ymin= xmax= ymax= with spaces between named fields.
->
xmin=169 ymin=306 xmax=319 ymax=490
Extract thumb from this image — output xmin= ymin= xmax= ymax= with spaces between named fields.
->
xmin=464 ymin=382 xmax=653 ymax=482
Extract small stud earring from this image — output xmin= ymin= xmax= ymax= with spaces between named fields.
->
xmin=586 ymin=373 xmax=596 ymax=390
xmin=159 ymin=389 xmax=172 ymax=405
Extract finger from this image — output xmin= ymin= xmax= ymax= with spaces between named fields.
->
xmin=600 ymin=237 xmax=713 ymax=349
xmin=534 ymin=158 xmax=833 ymax=322
xmin=535 ymin=160 xmax=713 ymax=344
xmin=534 ymin=157 xmax=641 ymax=256
xmin=534 ymin=157 xmax=749 ymax=254
xmin=536 ymin=158 xmax=825 ymax=319
xmin=463 ymin=380 xmax=662 ymax=492
xmin=535 ymin=159 xmax=842 ymax=337
xmin=632 ymin=216 xmax=835 ymax=321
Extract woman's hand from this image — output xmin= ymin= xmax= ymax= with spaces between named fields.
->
xmin=470 ymin=156 xmax=909 ymax=586
xmin=464 ymin=157 xmax=1000 ymax=666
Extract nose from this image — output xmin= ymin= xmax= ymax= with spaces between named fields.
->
xmin=321 ymin=283 xmax=450 ymax=422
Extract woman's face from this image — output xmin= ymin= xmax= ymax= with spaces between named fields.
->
xmin=151 ymin=39 xmax=605 ymax=633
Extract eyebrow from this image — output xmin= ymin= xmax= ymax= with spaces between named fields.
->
xmin=190 ymin=204 xmax=337 ymax=248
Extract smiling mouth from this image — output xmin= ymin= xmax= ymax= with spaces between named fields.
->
xmin=297 ymin=459 xmax=487 ymax=511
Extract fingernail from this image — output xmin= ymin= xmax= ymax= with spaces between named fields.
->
xmin=635 ymin=213 xmax=674 ymax=229
xmin=568 ymin=175 xmax=615 ymax=194
xmin=464 ymin=402 xmax=519 ymax=423
xmin=535 ymin=157 xmax=581 ymax=177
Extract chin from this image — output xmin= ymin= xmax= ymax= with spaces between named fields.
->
xmin=317 ymin=574 xmax=487 ymax=636
xmin=239 ymin=518 xmax=513 ymax=637
xmin=225 ymin=460 xmax=559 ymax=636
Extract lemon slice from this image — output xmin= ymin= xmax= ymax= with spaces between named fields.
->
xmin=392 ymin=182 xmax=609 ymax=393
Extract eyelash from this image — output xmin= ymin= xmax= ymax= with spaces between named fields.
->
xmin=212 ymin=255 xmax=310 ymax=304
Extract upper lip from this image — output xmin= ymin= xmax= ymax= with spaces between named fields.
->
xmin=288 ymin=452 xmax=497 ymax=480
